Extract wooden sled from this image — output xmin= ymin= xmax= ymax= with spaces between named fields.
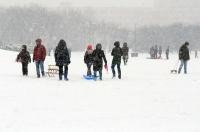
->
xmin=46 ymin=65 xmax=59 ymax=77
xmin=170 ymin=70 xmax=177 ymax=74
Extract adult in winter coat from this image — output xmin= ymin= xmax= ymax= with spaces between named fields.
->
xmin=92 ymin=43 xmax=107 ymax=80
xmin=122 ymin=42 xmax=129 ymax=65
xmin=195 ymin=50 xmax=198 ymax=58
xmin=16 ymin=45 xmax=31 ymax=76
xmin=54 ymin=39 xmax=71 ymax=81
xmin=111 ymin=41 xmax=123 ymax=79
xmin=178 ymin=41 xmax=190 ymax=74
xmin=33 ymin=38 xmax=46 ymax=78
xmin=84 ymin=44 xmax=94 ymax=76
xmin=158 ymin=46 xmax=162 ymax=59
xmin=166 ymin=46 xmax=169 ymax=60
xmin=154 ymin=45 xmax=158 ymax=59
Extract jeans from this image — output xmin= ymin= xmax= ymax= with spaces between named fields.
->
xmin=35 ymin=60 xmax=45 ymax=77
xmin=59 ymin=65 xmax=68 ymax=80
xmin=178 ymin=59 xmax=188 ymax=74
xmin=111 ymin=63 xmax=121 ymax=79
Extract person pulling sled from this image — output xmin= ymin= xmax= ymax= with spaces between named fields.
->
xmin=178 ymin=41 xmax=190 ymax=74
xmin=84 ymin=44 xmax=94 ymax=76
xmin=92 ymin=43 xmax=107 ymax=80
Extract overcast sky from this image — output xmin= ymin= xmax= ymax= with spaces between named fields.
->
xmin=0 ymin=0 xmax=155 ymax=7
xmin=0 ymin=0 xmax=200 ymax=27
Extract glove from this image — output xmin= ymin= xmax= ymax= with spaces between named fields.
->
xmin=33 ymin=59 xmax=35 ymax=62
xmin=104 ymin=64 xmax=108 ymax=69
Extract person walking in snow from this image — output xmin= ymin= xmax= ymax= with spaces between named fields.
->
xmin=92 ymin=43 xmax=107 ymax=80
xmin=84 ymin=44 xmax=94 ymax=76
xmin=158 ymin=46 xmax=162 ymax=59
xmin=166 ymin=46 xmax=169 ymax=60
xmin=16 ymin=45 xmax=31 ymax=76
xmin=150 ymin=46 xmax=155 ymax=59
xmin=33 ymin=38 xmax=46 ymax=78
xmin=54 ymin=39 xmax=71 ymax=81
xmin=111 ymin=41 xmax=123 ymax=79
xmin=195 ymin=50 xmax=198 ymax=58
xmin=122 ymin=42 xmax=129 ymax=65
xmin=154 ymin=45 xmax=158 ymax=59
xmin=178 ymin=41 xmax=190 ymax=74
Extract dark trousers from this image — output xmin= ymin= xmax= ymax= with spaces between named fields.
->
xmin=86 ymin=63 xmax=92 ymax=76
xmin=22 ymin=62 xmax=28 ymax=76
xmin=94 ymin=69 xmax=102 ymax=80
xmin=111 ymin=63 xmax=121 ymax=79
xmin=166 ymin=53 xmax=169 ymax=60
xmin=93 ymin=65 xmax=102 ymax=80
xmin=59 ymin=65 xmax=68 ymax=80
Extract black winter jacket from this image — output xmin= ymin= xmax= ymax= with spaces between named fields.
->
xmin=16 ymin=50 xmax=31 ymax=64
xmin=179 ymin=44 xmax=190 ymax=60
xmin=111 ymin=46 xmax=123 ymax=64
xmin=55 ymin=45 xmax=70 ymax=66
xmin=92 ymin=49 xmax=107 ymax=67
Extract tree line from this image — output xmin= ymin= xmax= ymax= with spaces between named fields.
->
xmin=0 ymin=5 xmax=199 ymax=53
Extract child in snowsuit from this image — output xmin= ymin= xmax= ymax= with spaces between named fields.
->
xmin=54 ymin=40 xmax=71 ymax=81
xmin=122 ymin=42 xmax=129 ymax=65
xmin=84 ymin=44 xmax=94 ymax=76
xmin=16 ymin=45 xmax=31 ymax=76
xmin=111 ymin=41 xmax=123 ymax=79
xmin=92 ymin=43 xmax=107 ymax=80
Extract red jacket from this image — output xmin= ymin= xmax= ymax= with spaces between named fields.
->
xmin=33 ymin=44 xmax=46 ymax=61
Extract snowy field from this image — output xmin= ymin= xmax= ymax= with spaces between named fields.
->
xmin=0 ymin=49 xmax=200 ymax=132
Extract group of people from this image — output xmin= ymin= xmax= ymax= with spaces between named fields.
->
xmin=16 ymin=39 xmax=130 ymax=81
xmin=150 ymin=45 xmax=170 ymax=60
xmin=15 ymin=38 xmax=193 ymax=80
xmin=150 ymin=45 xmax=162 ymax=59
xmin=16 ymin=39 xmax=46 ymax=77
xmin=84 ymin=41 xmax=129 ymax=80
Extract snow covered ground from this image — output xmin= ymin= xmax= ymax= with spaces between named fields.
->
xmin=0 ymin=49 xmax=200 ymax=132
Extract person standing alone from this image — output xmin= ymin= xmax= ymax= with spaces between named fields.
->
xmin=122 ymin=42 xmax=129 ymax=65
xmin=55 ymin=40 xmax=71 ymax=81
xmin=33 ymin=38 xmax=46 ymax=78
xmin=178 ymin=42 xmax=190 ymax=74
xmin=111 ymin=41 xmax=123 ymax=79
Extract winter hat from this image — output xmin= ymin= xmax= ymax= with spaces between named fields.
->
xmin=114 ymin=41 xmax=120 ymax=47
xmin=87 ymin=44 xmax=93 ymax=50
xmin=185 ymin=41 xmax=189 ymax=46
xmin=36 ymin=38 xmax=42 ymax=43
xmin=96 ymin=43 xmax=102 ymax=50
xmin=22 ymin=45 xmax=27 ymax=50
xmin=58 ymin=39 xmax=67 ymax=48
xmin=123 ymin=42 xmax=127 ymax=47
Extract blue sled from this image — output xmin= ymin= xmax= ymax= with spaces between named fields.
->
xmin=83 ymin=75 xmax=98 ymax=80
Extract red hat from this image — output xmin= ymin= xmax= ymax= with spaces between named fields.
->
xmin=87 ymin=44 xmax=93 ymax=50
